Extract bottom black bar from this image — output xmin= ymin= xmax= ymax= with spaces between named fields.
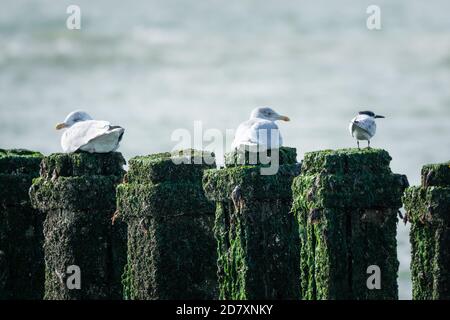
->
xmin=1 ymin=300 xmax=449 ymax=318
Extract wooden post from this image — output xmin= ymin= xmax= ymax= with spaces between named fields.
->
xmin=203 ymin=147 xmax=301 ymax=299
xmin=403 ymin=161 xmax=450 ymax=299
xmin=292 ymin=148 xmax=408 ymax=299
xmin=30 ymin=152 xmax=127 ymax=299
xmin=117 ymin=149 xmax=217 ymax=299
xmin=0 ymin=149 xmax=44 ymax=299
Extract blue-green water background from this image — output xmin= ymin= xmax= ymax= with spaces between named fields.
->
xmin=1 ymin=0 xmax=450 ymax=299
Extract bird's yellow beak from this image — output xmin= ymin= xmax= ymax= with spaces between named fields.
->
xmin=55 ymin=123 xmax=66 ymax=130
xmin=278 ymin=115 xmax=290 ymax=122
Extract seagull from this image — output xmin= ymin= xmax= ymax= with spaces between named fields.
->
xmin=231 ymin=107 xmax=290 ymax=151
xmin=56 ymin=110 xmax=125 ymax=153
xmin=349 ymin=110 xmax=385 ymax=148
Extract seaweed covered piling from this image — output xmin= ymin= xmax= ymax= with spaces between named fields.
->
xmin=117 ymin=150 xmax=217 ymax=300
xmin=292 ymin=148 xmax=408 ymax=300
xmin=29 ymin=152 xmax=127 ymax=300
xmin=403 ymin=162 xmax=450 ymax=300
xmin=0 ymin=149 xmax=44 ymax=299
xmin=203 ymin=147 xmax=301 ymax=300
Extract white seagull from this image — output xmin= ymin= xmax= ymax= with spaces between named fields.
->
xmin=231 ymin=107 xmax=290 ymax=151
xmin=349 ymin=110 xmax=385 ymax=148
xmin=56 ymin=110 xmax=125 ymax=153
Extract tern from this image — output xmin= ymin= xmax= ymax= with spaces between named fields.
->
xmin=349 ymin=110 xmax=385 ymax=148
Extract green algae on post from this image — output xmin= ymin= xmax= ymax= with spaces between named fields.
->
xmin=225 ymin=146 xmax=297 ymax=167
xmin=421 ymin=161 xmax=450 ymax=187
xmin=117 ymin=149 xmax=218 ymax=299
xmin=0 ymin=149 xmax=43 ymax=175
xmin=203 ymin=163 xmax=300 ymax=202
xmin=126 ymin=149 xmax=214 ymax=184
xmin=301 ymin=148 xmax=392 ymax=175
xmin=292 ymin=148 xmax=408 ymax=300
xmin=291 ymin=172 xmax=406 ymax=209
xmin=203 ymin=147 xmax=301 ymax=300
xmin=39 ymin=152 xmax=126 ymax=179
xmin=0 ymin=148 xmax=44 ymax=299
xmin=403 ymin=161 xmax=450 ymax=300
xmin=29 ymin=152 xmax=127 ymax=300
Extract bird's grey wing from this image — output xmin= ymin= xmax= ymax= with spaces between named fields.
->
xmin=353 ymin=116 xmax=376 ymax=137
xmin=109 ymin=125 xmax=125 ymax=142
xmin=349 ymin=116 xmax=358 ymax=137
xmin=62 ymin=120 xmax=111 ymax=152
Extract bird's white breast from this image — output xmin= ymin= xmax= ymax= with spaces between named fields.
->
xmin=232 ymin=118 xmax=282 ymax=150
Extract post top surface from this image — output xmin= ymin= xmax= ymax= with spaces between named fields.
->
xmin=130 ymin=149 xmax=215 ymax=165
xmin=421 ymin=161 xmax=450 ymax=187
xmin=302 ymin=148 xmax=392 ymax=175
xmin=0 ymin=148 xmax=43 ymax=159
xmin=0 ymin=148 xmax=43 ymax=175
xmin=225 ymin=146 xmax=297 ymax=167
xmin=305 ymin=147 xmax=389 ymax=157
xmin=126 ymin=149 xmax=215 ymax=184
xmin=40 ymin=151 xmax=125 ymax=178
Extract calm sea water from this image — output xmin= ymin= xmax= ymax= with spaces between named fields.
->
xmin=1 ymin=0 xmax=450 ymax=299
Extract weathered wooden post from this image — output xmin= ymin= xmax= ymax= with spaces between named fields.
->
xmin=203 ymin=147 xmax=301 ymax=299
xmin=0 ymin=149 xmax=44 ymax=299
xmin=29 ymin=152 xmax=127 ymax=300
xmin=403 ymin=161 xmax=450 ymax=299
xmin=117 ymin=149 xmax=217 ymax=299
xmin=292 ymin=148 xmax=408 ymax=300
